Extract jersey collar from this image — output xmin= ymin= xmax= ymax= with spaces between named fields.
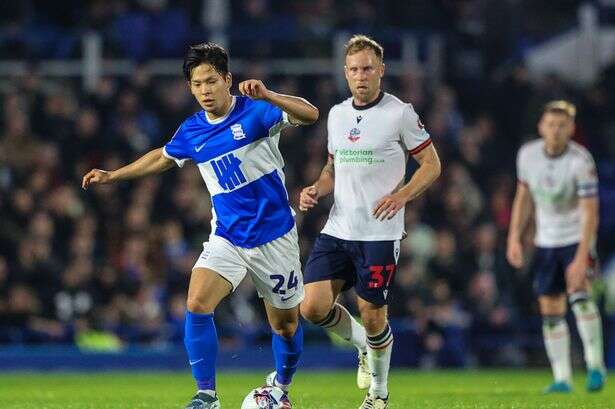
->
xmin=203 ymin=96 xmax=236 ymax=125
xmin=352 ymin=91 xmax=384 ymax=111
xmin=542 ymin=141 xmax=569 ymax=159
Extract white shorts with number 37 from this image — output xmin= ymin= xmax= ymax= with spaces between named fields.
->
xmin=193 ymin=226 xmax=304 ymax=309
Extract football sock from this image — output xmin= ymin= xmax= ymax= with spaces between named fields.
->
xmin=272 ymin=322 xmax=303 ymax=388
xmin=570 ymin=292 xmax=605 ymax=370
xmin=542 ymin=315 xmax=572 ymax=383
xmin=315 ymin=303 xmax=367 ymax=353
xmin=367 ymin=323 xmax=393 ymax=398
xmin=197 ymin=390 xmax=216 ymax=398
xmin=184 ymin=311 xmax=218 ymax=392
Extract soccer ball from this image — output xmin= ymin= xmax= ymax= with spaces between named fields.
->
xmin=240 ymin=385 xmax=290 ymax=409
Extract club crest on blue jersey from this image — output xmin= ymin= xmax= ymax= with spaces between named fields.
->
xmin=230 ymin=123 xmax=246 ymax=140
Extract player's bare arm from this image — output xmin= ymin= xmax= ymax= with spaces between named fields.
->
xmin=299 ymin=155 xmax=334 ymax=212
xmin=373 ymin=143 xmax=441 ymax=221
xmin=81 ymin=147 xmax=175 ymax=189
xmin=238 ymin=79 xmax=319 ymax=125
xmin=506 ymin=182 xmax=533 ymax=268
xmin=566 ymin=196 xmax=599 ymax=290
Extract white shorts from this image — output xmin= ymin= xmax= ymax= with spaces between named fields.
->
xmin=193 ymin=226 xmax=304 ymax=309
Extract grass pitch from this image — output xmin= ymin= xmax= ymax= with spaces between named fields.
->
xmin=0 ymin=369 xmax=611 ymax=408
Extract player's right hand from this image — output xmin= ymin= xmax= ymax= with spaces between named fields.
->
xmin=299 ymin=185 xmax=319 ymax=211
xmin=506 ymin=239 xmax=524 ymax=268
xmin=82 ymin=169 xmax=112 ymax=190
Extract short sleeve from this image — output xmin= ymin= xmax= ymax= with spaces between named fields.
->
xmin=261 ymin=102 xmax=293 ymax=136
xmin=575 ymin=153 xmax=598 ymax=197
xmin=162 ymin=124 xmax=191 ymax=168
xmin=400 ymin=104 xmax=432 ymax=155
xmin=516 ymin=147 xmax=528 ymax=185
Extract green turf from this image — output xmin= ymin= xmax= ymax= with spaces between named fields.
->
xmin=0 ymin=369 xmax=611 ymax=408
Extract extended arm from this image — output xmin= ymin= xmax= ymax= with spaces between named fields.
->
xmin=238 ymin=79 xmax=319 ymax=125
xmin=82 ymin=147 xmax=175 ymax=189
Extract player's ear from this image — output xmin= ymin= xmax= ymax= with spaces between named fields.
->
xmin=380 ymin=62 xmax=385 ymax=77
xmin=225 ymin=72 xmax=232 ymax=89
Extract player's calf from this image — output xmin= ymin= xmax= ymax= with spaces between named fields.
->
xmin=569 ymin=291 xmax=606 ymax=377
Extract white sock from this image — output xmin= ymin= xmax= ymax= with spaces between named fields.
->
xmin=571 ymin=295 xmax=605 ymax=371
xmin=367 ymin=323 xmax=393 ymax=398
xmin=197 ymin=389 xmax=216 ymax=398
xmin=543 ymin=315 xmax=572 ymax=383
xmin=316 ymin=303 xmax=367 ymax=353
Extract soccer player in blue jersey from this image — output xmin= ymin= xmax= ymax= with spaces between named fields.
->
xmin=82 ymin=42 xmax=318 ymax=409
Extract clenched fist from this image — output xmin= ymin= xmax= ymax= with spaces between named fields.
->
xmin=299 ymin=185 xmax=319 ymax=212
xmin=82 ymin=169 xmax=112 ymax=190
xmin=238 ymin=79 xmax=271 ymax=100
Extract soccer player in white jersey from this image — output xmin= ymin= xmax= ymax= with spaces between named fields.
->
xmin=507 ymin=100 xmax=606 ymax=393
xmin=299 ymin=35 xmax=441 ymax=409
xmin=82 ymin=42 xmax=318 ymax=409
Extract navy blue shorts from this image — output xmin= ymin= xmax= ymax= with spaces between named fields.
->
xmin=532 ymin=243 xmax=597 ymax=295
xmin=304 ymin=233 xmax=401 ymax=306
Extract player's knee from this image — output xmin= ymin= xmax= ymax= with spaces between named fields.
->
xmin=271 ymin=320 xmax=298 ymax=339
xmin=186 ymin=295 xmax=215 ymax=314
xmin=362 ymin=316 xmax=386 ymax=335
xmin=299 ymin=302 xmax=329 ymax=324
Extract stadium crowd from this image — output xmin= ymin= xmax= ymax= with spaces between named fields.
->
xmin=1 ymin=0 xmax=615 ymax=368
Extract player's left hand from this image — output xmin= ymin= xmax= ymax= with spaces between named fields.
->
xmin=566 ymin=255 xmax=589 ymax=291
xmin=239 ymin=79 xmax=271 ymax=100
xmin=373 ymin=192 xmax=408 ymax=221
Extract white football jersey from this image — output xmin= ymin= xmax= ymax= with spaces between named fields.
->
xmin=321 ymin=92 xmax=432 ymax=241
xmin=517 ymin=139 xmax=598 ymax=248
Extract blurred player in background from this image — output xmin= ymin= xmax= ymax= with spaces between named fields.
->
xmin=299 ymin=35 xmax=441 ymax=409
xmin=507 ymin=100 xmax=606 ymax=393
xmin=82 ymin=42 xmax=318 ymax=409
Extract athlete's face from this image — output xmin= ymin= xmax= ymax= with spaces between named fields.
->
xmin=345 ymin=49 xmax=384 ymax=104
xmin=189 ymin=64 xmax=232 ymax=116
xmin=538 ymin=112 xmax=574 ymax=154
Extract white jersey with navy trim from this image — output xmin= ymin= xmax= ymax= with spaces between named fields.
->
xmin=322 ymin=92 xmax=432 ymax=241
xmin=516 ymin=139 xmax=598 ymax=247
xmin=163 ymin=96 xmax=295 ymax=248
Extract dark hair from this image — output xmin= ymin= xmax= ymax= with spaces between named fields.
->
xmin=183 ymin=42 xmax=229 ymax=81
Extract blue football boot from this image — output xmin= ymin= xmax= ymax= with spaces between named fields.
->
xmin=587 ymin=368 xmax=606 ymax=392
xmin=543 ymin=381 xmax=572 ymax=394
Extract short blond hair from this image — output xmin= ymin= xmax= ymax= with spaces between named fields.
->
xmin=543 ymin=100 xmax=576 ymax=119
xmin=345 ymin=34 xmax=384 ymax=60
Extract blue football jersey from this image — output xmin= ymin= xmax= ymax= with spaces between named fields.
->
xmin=163 ymin=96 xmax=296 ymax=248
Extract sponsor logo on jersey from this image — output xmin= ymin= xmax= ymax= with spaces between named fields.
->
xmin=230 ymin=123 xmax=246 ymax=140
xmin=210 ymin=153 xmax=247 ymax=190
xmin=348 ymin=127 xmax=361 ymax=142
xmin=335 ymin=149 xmax=385 ymax=165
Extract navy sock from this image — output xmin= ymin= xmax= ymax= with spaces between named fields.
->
xmin=272 ymin=322 xmax=303 ymax=386
xmin=184 ymin=311 xmax=218 ymax=391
